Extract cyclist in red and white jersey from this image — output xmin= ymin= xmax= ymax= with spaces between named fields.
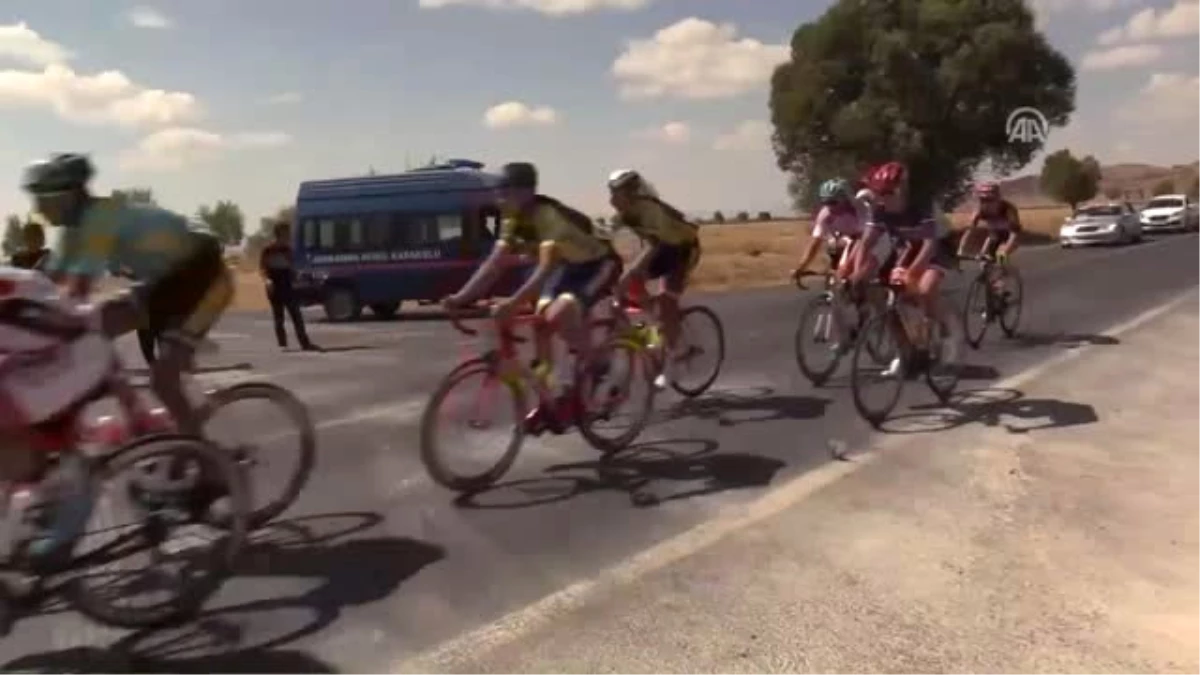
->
xmin=792 ymin=178 xmax=888 ymax=283
xmin=957 ymin=181 xmax=1022 ymax=263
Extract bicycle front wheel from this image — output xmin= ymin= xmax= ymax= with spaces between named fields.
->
xmin=998 ymin=266 xmax=1024 ymax=338
xmin=577 ymin=338 xmax=656 ymax=453
xmin=419 ymin=358 xmax=526 ymax=492
xmin=201 ymin=382 xmax=315 ymax=529
xmin=849 ymin=313 xmax=906 ymax=429
xmin=961 ymin=273 xmax=992 ymax=350
xmin=69 ymin=433 xmax=249 ymax=628
xmin=670 ymin=305 xmax=725 ymax=398
xmin=794 ymin=293 xmax=843 ymax=387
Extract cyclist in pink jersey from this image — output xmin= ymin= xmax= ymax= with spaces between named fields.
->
xmin=793 ymin=178 xmax=887 ymax=283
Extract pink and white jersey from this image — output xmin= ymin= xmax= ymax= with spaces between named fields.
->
xmin=811 ymin=201 xmax=867 ymax=241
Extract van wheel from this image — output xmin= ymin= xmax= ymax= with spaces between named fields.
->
xmin=370 ymin=302 xmax=400 ymax=319
xmin=323 ymin=287 xmax=362 ymax=322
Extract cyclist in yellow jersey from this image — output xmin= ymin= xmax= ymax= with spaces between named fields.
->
xmin=22 ymin=154 xmax=234 ymax=439
xmin=444 ymin=162 xmax=620 ymax=367
xmin=607 ymin=169 xmax=699 ymax=389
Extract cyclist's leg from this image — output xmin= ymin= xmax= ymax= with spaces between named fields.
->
xmin=146 ymin=239 xmax=232 ymax=437
xmin=542 ymin=257 xmax=619 ymax=364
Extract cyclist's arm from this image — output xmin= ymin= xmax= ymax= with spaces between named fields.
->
xmin=799 ymin=210 xmax=831 ymax=273
xmin=852 ymin=224 xmax=883 ymax=275
xmin=1000 ymin=205 xmax=1022 ymax=254
xmin=454 ymin=240 xmax=512 ymax=303
xmin=505 ymin=241 xmax=559 ymax=307
xmin=623 ymin=237 xmax=657 ymax=281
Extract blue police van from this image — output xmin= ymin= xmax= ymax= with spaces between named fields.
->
xmin=291 ymin=159 xmax=533 ymax=321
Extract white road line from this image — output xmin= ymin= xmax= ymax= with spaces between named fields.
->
xmin=391 ymin=284 xmax=1199 ymax=674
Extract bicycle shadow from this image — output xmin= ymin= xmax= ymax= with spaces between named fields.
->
xmin=2 ymin=512 xmax=442 ymax=674
xmin=879 ymin=387 xmax=1099 ymax=435
xmin=1008 ymin=332 xmax=1119 ymax=348
xmin=656 ymin=386 xmax=831 ymax=428
xmin=454 ymin=438 xmax=785 ymax=510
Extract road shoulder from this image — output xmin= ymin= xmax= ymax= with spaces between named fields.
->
xmin=433 ymin=297 xmax=1200 ymax=674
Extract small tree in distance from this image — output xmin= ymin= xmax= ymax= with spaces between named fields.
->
xmin=735 ymin=211 xmax=750 ymax=222
xmin=756 ymin=211 xmax=773 ymax=221
xmin=712 ymin=210 xmax=725 ymax=224
xmin=1040 ymin=149 xmax=1100 ymax=212
xmin=1151 ymin=179 xmax=1176 ymax=196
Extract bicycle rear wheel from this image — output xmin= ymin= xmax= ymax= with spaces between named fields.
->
xmin=68 ymin=433 xmax=248 ymax=628
xmin=794 ymin=293 xmax=844 ymax=387
xmin=849 ymin=313 xmax=906 ymax=429
xmin=419 ymin=358 xmax=526 ymax=492
xmin=670 ymin=305 xmax=725 ymax=398
xmin=961 ymin=273 xmax=992 ymax=350
xmin=201 ymin=382 xmax=315 ymax=529
xmin=998 ymin=266 xmax=1024 ymax=338
xmin=577 ymin=339 xmax=656 ymax=454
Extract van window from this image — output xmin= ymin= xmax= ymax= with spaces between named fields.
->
xmin=437 ymin=214 xmax=463 ymax=241
xmin=365 ymin=214 xmax=392 ymax=248
xmin=318 ymin=219 xmax=337 ymax=249
xmin=302 ymin=219 xmax=317 ymax=249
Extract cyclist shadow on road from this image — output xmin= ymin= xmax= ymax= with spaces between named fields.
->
xmin=454 ymin=438 xmax=785 ymax=511
xmin=2 ymin=511 xmax=444 ymax=674
xmin=879 ymin=387 xmax=1099 ymax=435
xmin=654 ymin=386 xmax=832 ymax=428
xmin=1008 ymin=332 xmax=1119 ymax=349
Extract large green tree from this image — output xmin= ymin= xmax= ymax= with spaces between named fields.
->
xmin=197 ymin=200 xmax=245 ymax=245
xmin=769 ymin=0 xmax=1076 ymax=210
xmin=1039 ymin=149 xmax=1100 ymax=210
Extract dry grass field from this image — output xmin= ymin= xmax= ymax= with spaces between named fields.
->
xmin=226 ymin=206 xmax=1072 ymax=311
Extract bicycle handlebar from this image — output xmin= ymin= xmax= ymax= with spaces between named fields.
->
xmin=792 ymin=269 xmax=827 ymax=290
xmin=445 ymin=304 xmax=530 ymax=344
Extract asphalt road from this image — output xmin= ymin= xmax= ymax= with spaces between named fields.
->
xmin=1 ymin=234 xmax=1196 ymax=673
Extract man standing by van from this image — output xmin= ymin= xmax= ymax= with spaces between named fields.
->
xmin=260 ymin=220 xmax=318 ymax=352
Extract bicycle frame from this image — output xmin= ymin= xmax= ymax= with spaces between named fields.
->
xmin=448 ymin=310 xmax=584 ymax=431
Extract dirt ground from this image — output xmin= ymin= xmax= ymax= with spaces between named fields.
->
xmin=227 ymin=206 xmax=1071 ymax=312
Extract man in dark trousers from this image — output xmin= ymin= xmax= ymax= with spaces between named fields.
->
xmin=8 ymin=221 xmax=49 ymax=270
xmin=260 ymin=220 xmax=318 ymax=351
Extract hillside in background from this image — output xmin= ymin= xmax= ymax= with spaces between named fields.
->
xmin=997 ymin=161 xmax=1199 ymax=207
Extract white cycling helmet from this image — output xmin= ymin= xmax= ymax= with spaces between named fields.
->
xmin=607 ymin=169 xmax=659 ymax=198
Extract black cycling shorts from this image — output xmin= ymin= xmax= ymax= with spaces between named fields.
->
xmin=645 ymin=241 xmax=699 ymax=294
xmin=538 ymin=253 xmax=622 ymax=312
xmin=133 ymin=233 xmax=232 ymax=338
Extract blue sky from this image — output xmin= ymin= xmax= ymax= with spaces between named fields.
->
xmin=1 ymin=0 xmax=1197 ymax=226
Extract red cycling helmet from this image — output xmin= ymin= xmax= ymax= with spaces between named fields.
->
xmin=865 ymin=162 xmax=907 ymax=195
xmin=975 ymin=181 xmax=1000 ymax=200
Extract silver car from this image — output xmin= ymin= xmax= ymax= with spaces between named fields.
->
xmin=1059 ymin=202 xmax=1143 ymax=248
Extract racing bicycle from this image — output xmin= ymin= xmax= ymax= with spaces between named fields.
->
xmin=792 ymin=269 xmax=884 ymax=387
xmin=420 ymin=307 xmax=654 ymax=493
xmin=0 ymin=322 xmax=249 ymax=634
xmin=104 ymin=331 xmax=316 ymax=529
xmin=960 ymin=253 xmax=1023 ymax=349
xmin=591 ymin=278 xmax=725 ymax=398
xmin=848 ymin=276 xmax=963 ymax=428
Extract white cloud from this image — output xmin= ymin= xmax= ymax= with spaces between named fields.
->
xmin=126 ymin=6 xmax=173 ymax=29
xmin=1116 ymin=72 xmax=1200 ymax=124
xmin=119 ymin=127 xmax=291 ymax=171
xmin=1080 ymin=43 xmax=1164 ymax=70
xmin=482 ymin=101 xmax=559 ymax=129
xmin=0 ymin=22 xmax=72 ymax=67
xmin=1097 ymin=0 xmax=1199 ymax=44
xmin=263 ymin=91 xmax=303 ymax=105
xmin=0 ymin=63 xmax=200 ymax=128
xmin=635 ymin=121 xmax=691 ymax=144
xmin=417 ymin=0 xmax=649 ymax=16
xmin=1031 ymin=0 xmax=1135 ymax=14
xmin=713 ymin=120 xmax=771 ymax=152
xmin=612 ymin=18 xmax=788 ymax=100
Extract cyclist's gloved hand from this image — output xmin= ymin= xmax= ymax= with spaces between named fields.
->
xmin=997 ymin=251 xmax=1009 ymax=264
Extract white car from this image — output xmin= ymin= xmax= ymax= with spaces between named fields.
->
xmin=1139 ymin=194 xmax=1200 ymax=233
xmin=1059 ymin=202 xmax=1143 ymax=248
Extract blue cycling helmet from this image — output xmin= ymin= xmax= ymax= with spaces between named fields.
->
xmin=818 ymin=178 xmax=851 ymax=202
